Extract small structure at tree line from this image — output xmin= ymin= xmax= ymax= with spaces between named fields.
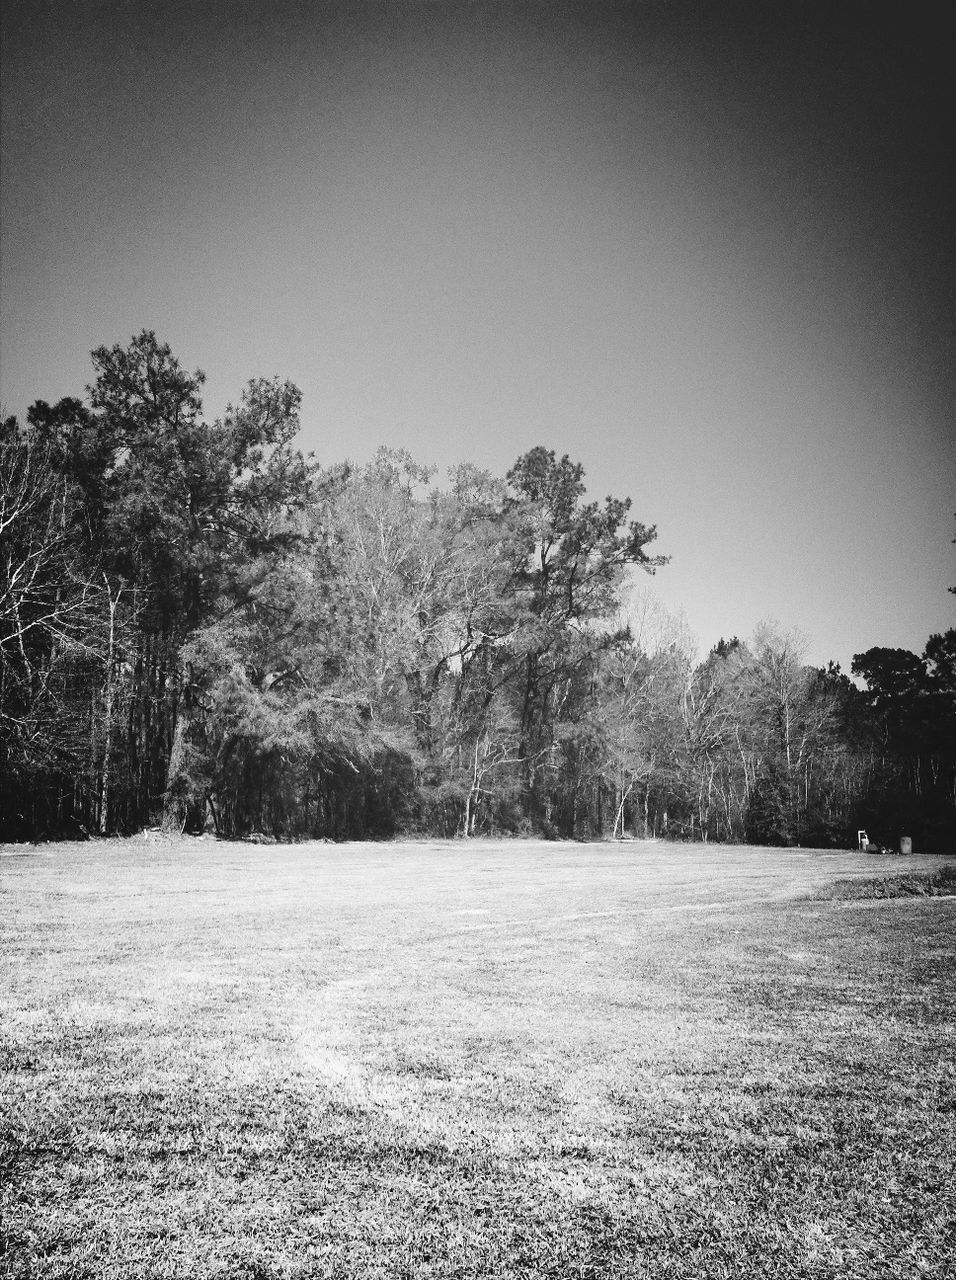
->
xmin=859 ymin=830 xmax=913 ymax=855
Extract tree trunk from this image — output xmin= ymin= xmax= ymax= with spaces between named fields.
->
xmin=98 ymin=578 xmax=120 ymax=834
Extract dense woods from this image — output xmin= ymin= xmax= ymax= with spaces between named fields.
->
xmin=2 ymin=334 xmax=954 ymax=849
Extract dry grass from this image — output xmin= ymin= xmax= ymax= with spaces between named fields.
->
xmin=1 ymin=837 xmax=954 ymax=1278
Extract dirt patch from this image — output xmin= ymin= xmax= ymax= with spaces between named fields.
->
xmin=820 ymin=864 xmax=956 ymax=900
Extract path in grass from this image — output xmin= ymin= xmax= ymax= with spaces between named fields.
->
xmin=2 ymin=839 xmax=954 ymax=1279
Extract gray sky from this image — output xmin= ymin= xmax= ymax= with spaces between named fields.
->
xmin=2 ymin=0 xmax=953 ymax=672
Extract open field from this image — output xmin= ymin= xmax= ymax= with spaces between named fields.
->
xmin=2 ymin=838 xmax=954 ymax=1279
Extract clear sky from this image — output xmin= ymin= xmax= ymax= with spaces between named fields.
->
xmin=2 ymin=0 xmax=953 ymax=672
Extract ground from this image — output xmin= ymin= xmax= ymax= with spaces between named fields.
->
xmin=1 ymin=837 xmax=954 ymax=1279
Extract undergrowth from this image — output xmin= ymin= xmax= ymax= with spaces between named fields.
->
xmin=822 ymin=864 xmax=956 ymax=900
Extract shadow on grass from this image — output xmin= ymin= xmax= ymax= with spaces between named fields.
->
xmin=3 ymin=1049 xmax=953 ymax=1279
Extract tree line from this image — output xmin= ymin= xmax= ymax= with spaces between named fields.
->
xmin=2 ymin=333 xmax=953 ymax=849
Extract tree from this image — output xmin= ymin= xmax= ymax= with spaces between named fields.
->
xmin=500 ymin=447 xmax=666 ymax=827
xmin=924 ymin=629 xmax=956 ymax=691
xmin=315 ymin=450 xmax=523 ymax=835
xmin=734 ymin=622 xmax=837 ymax=845
xmin=851 ymin=638 xmax=955 ymax=849
xmin=17 ymin=332 xmax=315 ymax=834
xmin=0 ymin=417 xmax=110 ymax=835
xmin=583 ymin=589 xmax=695 ymax=838
xmin=10 ymin=335 xmax=697 ymax=841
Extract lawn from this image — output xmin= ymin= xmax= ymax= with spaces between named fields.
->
xmin=1 ymin=837 xmax=954 ymax=1279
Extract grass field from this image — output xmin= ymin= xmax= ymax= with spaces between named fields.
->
xmin=2 ymin=837 xmax=954 ymax=1279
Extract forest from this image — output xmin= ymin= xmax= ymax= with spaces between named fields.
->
xmin=1 ymin=333 xmax=954 ymax=849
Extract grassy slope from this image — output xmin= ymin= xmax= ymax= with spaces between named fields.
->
xmin=1 ymin=838 xmax=954 ymax=1279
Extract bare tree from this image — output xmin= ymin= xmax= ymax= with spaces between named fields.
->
xmin=0 ymin=422 xmax=109 ymax=831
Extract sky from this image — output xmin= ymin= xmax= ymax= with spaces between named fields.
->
xmin=2 ymin=0 xmax=953 ymax=673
